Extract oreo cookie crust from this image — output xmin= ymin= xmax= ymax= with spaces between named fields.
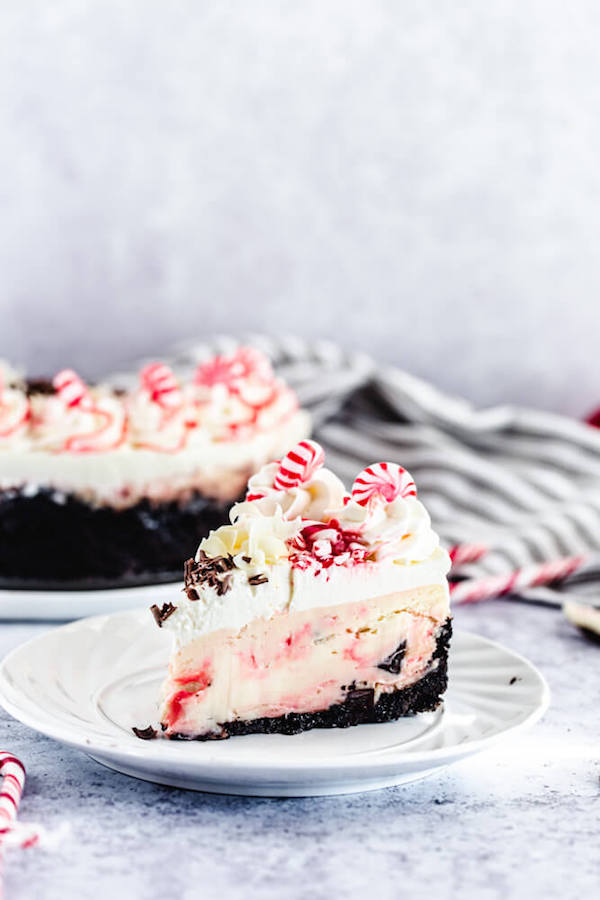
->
xmin=0 ymin=487 xmax=236 ymax=586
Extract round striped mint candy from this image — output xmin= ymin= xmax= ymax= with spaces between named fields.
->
xmin=53 ymin=369 xmax=93 ymax=410
xmin=351 ymin=462 xmax=416 ymax=506
xmin=140 ymin=363 xmax=182 ymax=409
xmin=273 ymin=440 xmax=325 ymax=491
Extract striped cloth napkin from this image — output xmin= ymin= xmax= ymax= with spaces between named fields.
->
xmin=114 ymin=335 xmax=600 ymax=608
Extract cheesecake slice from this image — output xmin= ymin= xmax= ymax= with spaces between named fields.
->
xmin=152 ymin=441 xmax=451 ymax=740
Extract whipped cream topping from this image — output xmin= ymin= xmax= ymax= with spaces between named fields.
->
xmin=31 ymin=389 xmax=127 ymax=453
xmin=169 ymin=550 xmax=450 ymax=645
xmin=330 ymin=494 xmax=439 ymax=563
xmin=201 ymin=512 xmax=299 ymax=569
xmin=0 ymin=348 xmax=300 ymax=455
xmin=164 ymin=441 xmax=450 ymax=642
xmin=234 ymin=461 xmax=347 ymax=521
xmin=126 ymin=388 xmax=195 ymax=453
xmin=201 ymin=441 xmax=443 ymax=572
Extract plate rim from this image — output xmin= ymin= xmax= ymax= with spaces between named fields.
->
xmin=0 ymin=581 xmax=180 ymax=621
xmin=0 ymin=610 xmax=551 ymax=775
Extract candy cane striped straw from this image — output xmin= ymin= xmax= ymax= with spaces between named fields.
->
xmin=0 ymin=753 xmax=31 ymax=844
xmin=0 ymin=753 xmax=42 ymax=899
xmin=450 ymin=555 xmax=587 ymax=605
xmin=448 ymin=543 xmax=489 ymax=567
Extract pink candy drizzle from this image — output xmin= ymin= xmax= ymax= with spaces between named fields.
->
xmin=1 ymin=347 xmax=293 ymax=453
xmin=52 ymin=369 xmax=126 ymax=453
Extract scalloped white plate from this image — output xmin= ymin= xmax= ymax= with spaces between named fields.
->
xmin=0 ymin=610 xmax=549 ymax=796
xmin=0 ymin=581 xmax=178 ymax=621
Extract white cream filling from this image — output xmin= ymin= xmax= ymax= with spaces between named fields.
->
xmin=165 ymin=547 xmax=451 ymax=647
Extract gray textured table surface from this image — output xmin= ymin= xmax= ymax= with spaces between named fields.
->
xmin=0 ymin=599 xmax=597 ymax=900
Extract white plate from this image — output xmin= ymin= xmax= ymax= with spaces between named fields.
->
xmin=0 ymin=581 xmax=180 ymax=621
xmin=0 ymin=610 xmax=549 ymax=796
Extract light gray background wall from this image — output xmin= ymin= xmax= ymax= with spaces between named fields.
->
xmin=1 ymin=1 xmax=599 ymax=415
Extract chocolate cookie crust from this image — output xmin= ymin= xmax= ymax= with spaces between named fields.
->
xmin=0 ymin=487 xmax=237 ymax=586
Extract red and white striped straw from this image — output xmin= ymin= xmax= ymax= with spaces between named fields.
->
xmin=450 ymin=555 xmax=587 ymax=605
xmin=0 ymin=753 xmax=30 ymax=843
xmin=0 ymin=752 xmax=41 ymax=899
xmin=448 ymin=543 xmax=489 ymax=567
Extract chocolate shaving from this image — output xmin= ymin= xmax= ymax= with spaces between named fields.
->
xmin=132 ymin=725 xmax=157 ymax=740
xmin=25 ymin=377 xmax=55 ymax=396
xmin=344 ymin=688 xmax=375 ymax=718
xmin=242 ymin=556 xmax=251 ymax=563
xmin=248 ymin=573 xmax=268 ymax=586
xmin=215 ymin=573 xmax=233 ymax=596
xmin=150 ymin=602 xmax=177 ymax=627
xmin=184 ymin=552 xmax=236 ymax=597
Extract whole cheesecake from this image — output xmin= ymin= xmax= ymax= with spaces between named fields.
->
xmin=148 ymin=440 xmax=451 ymax=740
xmin=0 ymin=348 xmax=309 ymax=586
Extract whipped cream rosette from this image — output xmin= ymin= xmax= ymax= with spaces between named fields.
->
xmin=204 ymin=444 xmax=444 ymax=577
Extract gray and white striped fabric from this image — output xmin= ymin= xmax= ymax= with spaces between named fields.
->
xmin=116 ymin=334 xmax=600 ymax=606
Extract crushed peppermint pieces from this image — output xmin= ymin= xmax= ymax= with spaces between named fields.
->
xmin=150 ymin=602 xmax=177 ymax=627
xmin=184 ymin=552 xmax=235 ymax=597
xmin=132 ymin=725 xmax=158 ymax=740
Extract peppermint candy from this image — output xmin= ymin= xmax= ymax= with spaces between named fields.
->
xmin=140 ymin=363 xmax=182 ymax=409
xmin=194 ymin=355 xmax=235 ymax=389
xmin=53 ymin=369 xmax=93 ymax=410
xmin=289 ymin=520 xmax=369 ymax=573
xmin=273 ymin=440 xmax=325 ymax=491
xmin=351 ymin=462 xmax=416 ymax=507
xmin=195 ymin=347 xmax=273 ymax=392
xmin=232 ymin=347 xmax=273 ymax=383
xmin=53 ymin=369 xmax=125 ymax=452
